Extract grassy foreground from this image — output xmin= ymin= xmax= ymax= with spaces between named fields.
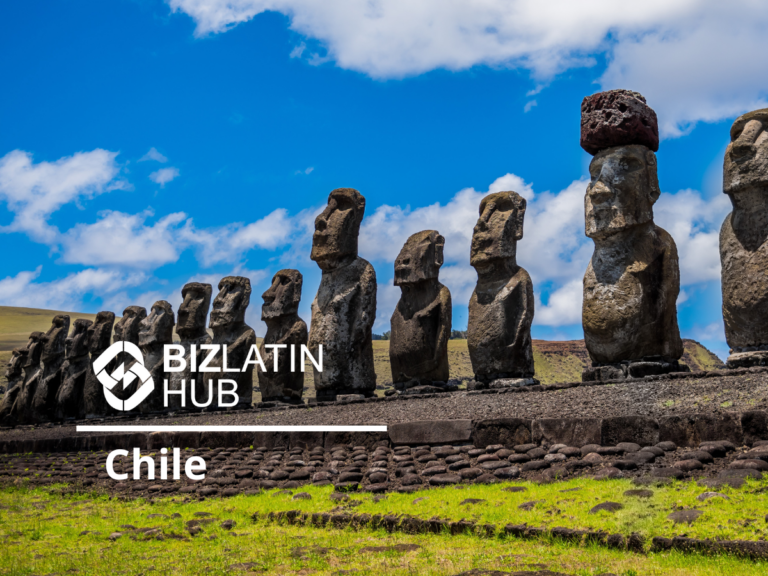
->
xmin=2 ymin=478 xmax=767 ymax=575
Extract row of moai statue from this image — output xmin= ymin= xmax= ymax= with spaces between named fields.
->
xmin=3 ymin=90 xmax=767 ymax=426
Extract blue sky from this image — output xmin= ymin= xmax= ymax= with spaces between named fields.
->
xmin=2 ymin=1 xmax=768 ymax=361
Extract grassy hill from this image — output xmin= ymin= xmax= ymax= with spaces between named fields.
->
xmin=0 ymin=306 xmax=724 ymax=394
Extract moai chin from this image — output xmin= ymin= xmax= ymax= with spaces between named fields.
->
xmin=467 ymin=191 xmax=535 ymax=387
xmin=0 ymin=348 xmax=26 ymax=424
xmin=109 ymin=305 xmax=148 ymax=410
xmin=55 ymin=319 xmax=93 ymax=420
xmin=390 ymin=230 xmax=452 ymax=392
xmin=580 ymin=89 xmax=684 ymax=382
xmin=258 ymin=270 xmax=308 ymax=403
xmin=30 ymin=315 xmax=70 ymax=422
xmin=171 ymin=283 xmax=212 ymax=410
xmin=207 ymin=276 xmax=256 ymax=409
xmin=10 ymin=331 xmax=45 ymax=424
xmin=137 ymin=301 xmax=174 ymax=414
xmin=720 ymin=108 xmax=768 ymax=367
xmin=82 ymin=311 xmax=116 ymax=418
xmin=308 ymin=188 xmax=377 ymax=401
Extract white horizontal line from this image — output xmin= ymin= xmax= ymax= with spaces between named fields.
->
xmin=76 ymin=425 xmax=388 ymax=433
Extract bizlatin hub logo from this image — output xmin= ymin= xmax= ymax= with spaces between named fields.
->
xmin=93 ymin=341 xmax=322 ymax=411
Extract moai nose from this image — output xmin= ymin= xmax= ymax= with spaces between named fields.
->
xmin=589 ymin=180 xmax=613 ymax=203
xmin=732 ymin=119 xmax=763 ymax=158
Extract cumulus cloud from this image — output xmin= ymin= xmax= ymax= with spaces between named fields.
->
xmin=0 ymin=149 xmax=128 ymax=243
xmin=139 ymin=147 xmax=168 ymax=163
xmin=167 ymin=1 xmax=768 ymax=136
xmin=149 ymin=167 xmax=180 ymax=187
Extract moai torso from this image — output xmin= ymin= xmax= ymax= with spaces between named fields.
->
xmin=258 ymin=270 xmax=308 ymax=403
xmin=83 ymin=311 xmax=115 ymax=418
xmin=466 ymin=192 xmax=535 ymax=381
xmin=30 ymin=315 xmax=70 ymax=422
xmin=55 ymin=319 xmax=92 ymax=420
xmin=720 ymin=109 xmax=768 ymax=358
xmin=138 ymin=302 xmax=174 ymax=414
xmin=0 ymin=348 xmax=26 ymax=424
xmin=11 ymin=332 xmax=44 ymax=424
xmin=171 ymin=283 xmax=212 ymax=410
xmin=390 ymin=230 xmax=452 ymax=385
xmin=308 ymin=188 xmax=377 ymax=399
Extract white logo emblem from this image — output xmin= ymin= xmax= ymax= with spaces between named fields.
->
xmin=93 ymin=341 xmax=153 ymax=411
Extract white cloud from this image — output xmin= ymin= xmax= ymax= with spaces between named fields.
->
xmin=139 ymin=147 xmax=168 ymax=163
xmin=0 ymin=149 xmax=128 ymax=243
xmin=523 ymin=100 xmax=537 ymax=113
xmin=149 ymin=167 xmax=180 ymax=187
xmin=535 ymin=279 xmax=583 ymax=326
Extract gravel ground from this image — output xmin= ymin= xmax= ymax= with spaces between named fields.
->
xmin=2 ymin=371 xmax=768 ymax=442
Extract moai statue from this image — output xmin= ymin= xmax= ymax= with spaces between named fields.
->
xmin=171 ymin=283 xmax=212 ymax=410
xmin=580 ymin=89 xmax=684 ymax=381
xmin=258 ymin=270 xmax=308 ymax=403
xmin=108 ymin=305 xmax=148 ymax=410
xmin=467 ymin=192 xmax=535 ymax=388
xmin=54 ymin=319 xmax=93 ymax=420
xmin=82 ymin=311 xmax=116 ymax=418
xmin=720 ymin=109 xmax=768 ymax=367
xmin=30 ymin=315 xmax=70 ymax=422
xmin=308 ymin=188 xmax=377 ymax=400
xmin=207 ymin=277 xmax=256 ymax=409
xmin=10 ymin=332 xmax=44 ymax=424
xmin=0 ymin=348 xmax=26 ymax=424
xmin=390 ymin=230 xmax=452 ymax=393
xmin=137 ymin=301 xmax=175 ymax=414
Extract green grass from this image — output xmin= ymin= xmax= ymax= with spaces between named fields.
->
xmin=1 ymin=483 xmax=766 ymax=575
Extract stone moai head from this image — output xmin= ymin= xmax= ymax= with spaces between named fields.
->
xmin=66 ymin=319 xmax=93 ymax=359
xmin=5 ymin=348 xmax=25 ymax=381
xmin=394 ymin=230 xmax=445 ymax=286
xmin=580 ymin=89 xmax=661 ymax=240
xmin=310 ymin=188 xmax=366 ymax=270
xmin=88 ymin=312 xmax=115 ymax=356
xmin=470 ymin=191 xmax=526 ymax=269
xmin=176 ymin=282 xmax=212 ymax=339
xmin=261 ymin=270 xmax=302 ymax=320
xmin=24 ymin=332 xmax=44 ymax=368
xmin=138 ymin=301 xmax=174 ymax=348
xmin=114 ymin=306 xmax=147 ymax=345
xmin=41 ymin=315 xmax=70 ymax=363
xmin=724 ymin=108 xmax=768 ymax=198
xmin=210 ymin=276 xmax=251 ymax=329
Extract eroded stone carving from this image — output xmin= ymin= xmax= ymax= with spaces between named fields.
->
xmin=580 ymin=90 xmax=684 ymax=382
xmin=137 ymin=301 xmax=174 ymax=414
xmin=208 ymin=277 xmax=256 ymax=409
xmin=82 ymin=311 xmax=116 ymax=418
xmin=390 ymin=230 xmax=452 ymax=392
xmin=720 ymin=109 xmax=768 ymax=368
xmin=467 ymin=192 xmax=535 ymax=386
xmin=30 ymin=315 xmax=70 ymax=422
xmin=308 ymin=188 xmax=377 ymax=400
xmin=258 ymin=270 xmax=307 ymax=403
xmin=109 ymin=305 xmax=148 ymax=410
xmin=170 ymin=283 xmax=212 ymax=410
xmin=10 ymin=332 xmax=44 ymax=423
xmin=54 ymin=319 xmax=93 ymax=420
xmin=0 ymin=348 xmax=26 ymax=424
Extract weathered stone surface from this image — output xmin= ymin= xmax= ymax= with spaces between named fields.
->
xmin=208 ymin=277 xmax=256 ymax=409
xmin=82 ymin=311 xmax=115 ymax=418
xmin=580 ymin=89 xmax=659 ymax=155
xmin=467 ymin=191 xmax=534 ymax=381
xmin=582 ymin=137 xmax=682 ymax=368
xmin=30 ymin=314 xmax=70 ymax=422
xmin=720 ymin=109 xmax=768 ymax=365
xmin=601 ymin=416 xmax=659 ymax=447
xmin=258 ymin=270 xmax=307 ymax=403
xmin=0 ymin=348 xmax=26 ymax=424
xmin=741 ymin=411 xmax=768 ymax=445
xmin=659 ymin=413 xmax=743 ymax=447
xmin=472 ymin=418 xmax=532 ymax=448
xmin=137 ymin=302 xmax=174 ymax=414
xmin=109 ymin=305 xmax=148 ymax=410
xmin=10 ymin=333 xmax=44 ymax=423
xmin=390 ymin=230 xmax=451 ymax=386
xmin=532 ymin=418 xmax=602 ymax=447
xmin=309 ymin=188 xmax=376 ymax=400
xmin=54 ymin=319 xmax=92 ymax=420
xmin=389 ymin=419 xmax=473 ymax=445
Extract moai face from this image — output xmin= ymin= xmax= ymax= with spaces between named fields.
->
xmin=262 ymin=270 xmax=302 ymax=320
xmin=88 ymin=311 xmax=115 ymax=356
xmin=176 ymin=283 xmax=212 ymax=339
xmin=724 ymin=109 xmax=768 ymax=198
xmin=470 ymin=191 xmax=526 ymax=269
xmin=310 ymin=188 xmax=366 ymax=270
xmin=394 ymin=230 xmax=445 ymax=286
xmin=210 ymin=276 xmax=251 ymax=329
xmin=114 ymin=306 xmax=147 ymax=345
xmin=41 ymin=315 xmax=70 ymax=363
xmin=138 ymin=301 xmax=174 ymax=347
xmin=5 ymin=349 xmax=25 ymax=381
xmin=24 ymin=332 xmax=44 ymax=368
xmin=65 ymin=319 xmax=92 ymax=359
xmin=585 ymin=145 xmax=660 ymax=240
